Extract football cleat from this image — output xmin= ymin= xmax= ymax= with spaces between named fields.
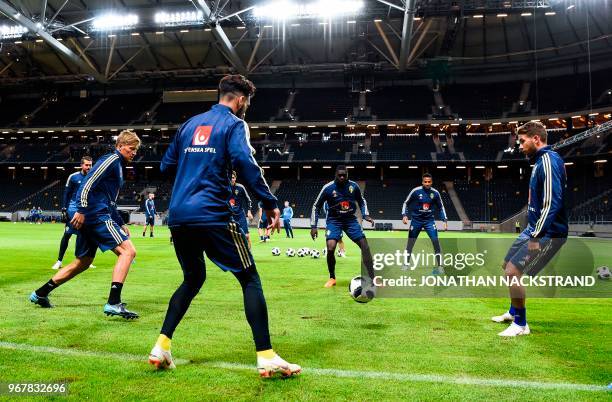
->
xmin=88 ymin=264 xmax=96 ymax=269
xmin=51 ymin=261 xmax=62 ymax=270
xmin=257 ymin=354 xmax=301 ymax=378
xmin=431 ymin=266 xmax=445 ymax=275
xmin=498 ymin=322 xmax=530 ymax=337
xmin=29 ymin=291 xmax=53 ymax=308
xmin=149 ymin=345 xmax=176 ymax=370
xmin=103 ymin=303 xmax=139 ymax=319
xmin=491 ymin=311 xmax=514 ymax=323
xmin=324 ymin=278 xmax=337 ymax=288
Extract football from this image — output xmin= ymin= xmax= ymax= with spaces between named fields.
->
xmin=596 ymin=266 xmax=611 ymax=279
xmin=285 ymin=248 xmax=295 ymax=257
xmin=297 ymin=248 xmax=307 ymax=257
xmin=349 ymin=276 xmax=375 ymax=303
xmin=271 ymin=247 xmax=281 ymax=256
xmin=310 ymin=249 xmax=321 ymax=258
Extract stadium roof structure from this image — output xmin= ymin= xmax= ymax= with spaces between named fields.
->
xmin=0 ymin=0 xmax=611 ymax=86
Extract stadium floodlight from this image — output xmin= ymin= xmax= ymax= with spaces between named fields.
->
xmin=253 ymin=0 xmax=364 ymax=20
xmin=0 ymin=24 xmax=27 ymax=39
xmin=154 ymin=10 xmax=204 ymax=27
xmin=92 ymin=13 xmax=138 ymax=31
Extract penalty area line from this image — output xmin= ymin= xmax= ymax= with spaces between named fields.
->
xmin=0 ymin=341 xmax=607 ymax=392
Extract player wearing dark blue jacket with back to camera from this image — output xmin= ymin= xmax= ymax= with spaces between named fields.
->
xmin=401 ymin=173 xmax=448 ymax=275
xmin=51 ymin=156 xmax=93 ymax=271
xmin=310 ymin=165 xmax=375 ymax=288
xmin=230 ymin=170 xmax=254 ymax=248
xmin=142 ymin=193 xmax=156 ymax=238
xmin=493 ymin=121 xmax=568 ymax=337
xmin=30 ymin=131 xmax=141 ymax=320
xmin=149 ymin=75 xmax=300 ymax=377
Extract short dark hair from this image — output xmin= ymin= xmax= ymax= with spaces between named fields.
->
xmin=219 ymin=75 xmax=256 ymax=98
xmin=81 ymin=155 xmax=92 ymax=164
xmin=422 ymin=173 xmax=432 ymax=179
xmin=517 ymin=121 xmax=547 ymax=142
xmin=336 ymin=165 xmax=347 ymax=172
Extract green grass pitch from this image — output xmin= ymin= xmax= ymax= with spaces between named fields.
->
xmin=0 ymin=222 xmax=610 ymax=401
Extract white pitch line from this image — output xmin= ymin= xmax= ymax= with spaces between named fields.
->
xmin=0 ymin=342 xmax=607 ymax=392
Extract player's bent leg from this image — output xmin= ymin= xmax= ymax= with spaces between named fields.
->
xmin=103 ymin=239 xmax=138 ymax=319
xmin=53 ymin=231 xmax=72 ymax=269
xmin=492 ymin=261 xmax=515 ymax=323
xmin=498 ymin=261 xmax=530 ymax=337
xmin=151 ymin=226 xmax=206 ymax=370
xmin=236 ymin=268 xmax=300 ymax=378
xmin=30 ymin=256 xmax=94 ymax=308
xmin=325 ymin=239 xmax=338 ymax=287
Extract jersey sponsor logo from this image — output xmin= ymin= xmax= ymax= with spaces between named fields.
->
xmin=229 ymin=198 xmax=236 ymax=207
xmin=340 ymin=201 xmax=350 ymax=210
xmin=192 ymin=125 xmax=213 ymax=146
xmin=422 ymin=203 xmax=430 ymax=210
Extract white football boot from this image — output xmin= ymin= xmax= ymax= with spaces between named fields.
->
xmin=257 ymin=354 xmax=301 ymax=378
xmin=498 ymin=322 xmax=531 ymax=337
xmin=51 ymin=260 xmax=62 ymax=270
xmin=148 ymin=345 xmax=176 ymax=370
xmin=491 ymin=311 xmax=514 ymax=323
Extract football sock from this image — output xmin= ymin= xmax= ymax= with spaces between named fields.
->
xmin=108 ymin=282 xmax=123 ymax=305
xmin=36 ymin=279 xmax=58 ymax=297
xmin=233 ymin=268 xmax=272 ymax=351
xmin=257 ymin=349 xmax=276 ymax=359
xmin=509 ymin=304 xmax=516 ymax=315
xmin=513 ymin=307 xmax=527 ymax=326
xmin=57 ymin=232 xmax=71 ymax=261
xmin=327 ymin=251 xmax=336 ymax=279
xmin=156 ymin=334 xmax=171 ymax=351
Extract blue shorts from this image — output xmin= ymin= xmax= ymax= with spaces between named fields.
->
xmin=325 ymin=217 xmax=365 ymax=243
xmin=408 ymin=219 xmax=438 ymax=240
xmin=233 ymin=213 xmax=249 ymax=234
xmin=505 ymin=229 xmax=567 ymax=276
xmin=145 ymin=215 xmax=155 ymax=226
xmin=75 ymin=218 xmax=129 ymax=258
xmin=258 ymin=219 xmax=267 ymax=230
xmin=170 ymin=222 xmax=254 ymax=273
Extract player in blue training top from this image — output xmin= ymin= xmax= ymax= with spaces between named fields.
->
xmin=149 ymin=74 xmax=300 ymax=377
xmin=282 ymin=201 xmax=294 ymax=238
xmin=401 ymin=173 xmax=448 ymax=275
xmin=257 ymin=200 xmax=272 ymax=242
xmin=310 ymin=165 xmax=375 ymax=288
xmin=493 ymin=121 xmax=568 ymax=337
xmin=142 ymin=192 xmax=156 ymax=238
xmin=51 ymin=156 xmax=93 ymax=270
xmin=230 ymin=171 xmax=254 ymax=248
xmin=30 ymin=130 xmax=141 ymax=320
